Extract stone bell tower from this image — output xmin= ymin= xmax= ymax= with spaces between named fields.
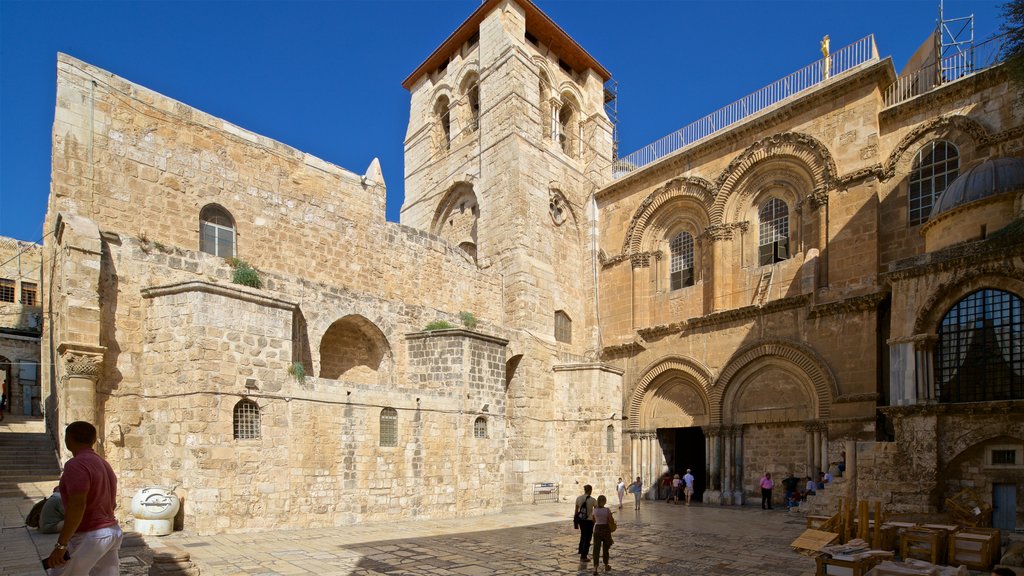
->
xmin=400 ymin=0 xmax=621 ymax=499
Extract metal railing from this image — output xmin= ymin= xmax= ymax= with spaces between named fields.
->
xmin=613 ymin=35 xmax=879 ymax=178
xmin=884 ymin=33 xmax=1007 ymax=107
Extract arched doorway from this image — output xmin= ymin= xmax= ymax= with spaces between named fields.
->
xmin=630 ymin=358 xmax=712 ymax=502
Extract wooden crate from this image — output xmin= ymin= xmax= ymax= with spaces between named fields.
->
xmin=947 ymin=527 xmax=1000 ymax=571
xmin=900 ymin=528 xmax=945 ymax=564
xmin=881 ymin=523 xmax=916 ymax=554
xmin=815 ymin=553 xmax=891 ymax=576
xmin=945 ymin=488 xmax=992 ymax=527
xmin=807 ymin=514 xmax=834 ymax=529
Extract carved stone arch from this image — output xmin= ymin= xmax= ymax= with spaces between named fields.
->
xmin=912 ymin=269 xmax=1024 ymax=336
xmin=318 ymin=314 xmax=393 ymax=385
xmin=712 ymin=132 xmax=838 ymax=223
xmin=628 ymin=356 xmax=714 ymax=431
xmin=727 ymin=164 xmax=814 ymax=223
xmin=882 ymin=115 xmax=990 ymax=180
xmin=533 ymin=56 xmax=554 ymax=84
xmin=430 ymin=84 xmax=454 ymax=105
xmin=431 ymin=181 xmax=479 ymax=260
xmin=622 ymin=176 xmax=716 ymax=256
xmin=455 ymin=62 xmax=481 ymax=94
xmin=717 ymin=340 xmax=838 ymax=422
xmin=557 ymin=82 xmax=585 ymax=109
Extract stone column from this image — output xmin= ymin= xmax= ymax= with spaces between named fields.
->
xmin=631 ymin=253 xmax=651 ymax=330
xmin=732 ymin=426 xmax=745 ymax=505
xmin=57 ymin=343 xmax=105 ymax=455
xmin=704 ymin=425 xmax=723 ymax=505
xmin=806 ymin=423 xmax=815 ymax=478
xmin=820 ymin=425 xmax=830 ymax=476
xmin=845 ymin=439 xmax=857 ymax=502
xmin=643 ymin=431 xmax=658 ymax=500
xmin=721 ymin=426 xmax=733 ymax=504
xmin=914 ymin=336 xmax=936 ymax=401
xmin=808 ymin=189 xmax=829 ymax=289
xmin=702 ymin=226 xmax=734 ymax=313
xmin=630 ymin=431 xmax=640 ymax=480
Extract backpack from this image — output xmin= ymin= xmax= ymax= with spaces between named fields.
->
xmin=25 ymin=497 xmax=46 ymax=528
xmin=575 ymin=497 xmax=591 ymax=523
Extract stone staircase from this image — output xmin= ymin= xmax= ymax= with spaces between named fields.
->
xmin=0 ymin=415 xmax=61 ymax=497
xmin=794 ymin=476 xmax=851 ymax=517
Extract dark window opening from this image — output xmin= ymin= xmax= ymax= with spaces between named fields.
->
xmin=21 ymin=282 xmax=37 ymax=306
xmin=758 ymin=198 xmax=790 ymax=266
xmin=525 ymin=31 xmax=539 ymax=46
xmin=992 ymin=449 xmax=1017 ymax=465
xmin=554 ymin=310 xmax=572 ymax=344
xmin=935 ymin=289 xmax=1024 ymax=403
xmin=0 ymin=279 xmax=14 ymax=303
xmin=558 ymin=59 xmax=572 ymax=74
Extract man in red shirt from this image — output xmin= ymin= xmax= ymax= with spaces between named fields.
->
xmin=45 ymin=421 xmax=122 ymax=575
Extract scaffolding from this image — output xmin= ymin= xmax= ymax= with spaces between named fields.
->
xmin=604 ymin=79 xmax=619 ymax=160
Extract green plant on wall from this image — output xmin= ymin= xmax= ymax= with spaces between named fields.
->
xmin=458 ymin=311 xmax=477 ymax=329
xmin=228 ymin=258 xmax=261 ymax=289
xmin=424 ymin=320 xmax=454 ymax=331
xmin=288 ymin=361 xmax=306 ymax=384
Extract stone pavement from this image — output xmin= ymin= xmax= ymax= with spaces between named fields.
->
xmin=156 ymin=500 xmax=817 ymax=576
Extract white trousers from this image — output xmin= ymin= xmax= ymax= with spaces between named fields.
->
xmin=48 ymin=524 xmax=123 ymax=576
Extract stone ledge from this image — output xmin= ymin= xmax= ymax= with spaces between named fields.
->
xmin=139 ymin=280 xmax=297 ymax=311
xmin=552 ymin=362 xmax=623 ymax=375
xmin=405 ymin=328 xmax=509 ymax=346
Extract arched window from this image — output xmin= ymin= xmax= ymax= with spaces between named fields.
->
xmin=554 ymin=310 xmax=572 ymax=344
xmin=935 ymin=289 xmax=1023 ymax=403
xmin=380 ymin=407 xmax=398 ymax=447
xmin=473 ymin=416 xmax=487 ymax=439
xmin=467 ymin=83 xmax=480 ymax=132
xmin=758 ymin=198 xmax=789 ymax=266
xmin=909 ymin=140 xmax=959 ymax=226
xmin=233 ymin=399 xmax=260 ymax=440
xmin=606 ymin=425 xmax=615 ymax=453
xmin=200 ymin=204 xmax=236 ymax=258
xmin=557 ymin=102 xmax=575 ymax=156
xmin=435 ymin=96 xmax=451 ymax=151
xmin=669 ymin=231 xmax=694 ymax=290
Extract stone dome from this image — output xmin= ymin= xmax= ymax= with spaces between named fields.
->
xmin=930 ymin=156 xmax=1024 ymax=218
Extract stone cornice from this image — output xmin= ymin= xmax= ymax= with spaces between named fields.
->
xmin=807 ymin=292 xmax=887 ymax=319
xmin=599 ymin=341 xmax=645 ymax=358
xmin=833 ymin=392 xmax=879 ymax=404
xmin=637 ymin=294 xmax=812 ymax=340
xmin=882 ymin=235 xmax=1024 ymax=282
xmin=597 ymin=60 xmax=895 ymax=199
xmin=880 ymin=399 xmax=1024 ymax=418
xmin=141 ymin=280 xmax=298 ymax=311
xmin=552 ymin=362 xmax=624 ymax=376
xmin=405 ymin=328 xmax=509 ymax=347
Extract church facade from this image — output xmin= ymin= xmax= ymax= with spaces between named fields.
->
xmin=43 ymin=0 xmax=1022 ymax=533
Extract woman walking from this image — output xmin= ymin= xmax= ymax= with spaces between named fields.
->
xmin=615 ymin=477 xmax=625 ymax=509
xmin=591 ymin=495 xmax=614 ymax=573
xmin=760 ymin=472 xmax=774 ymax=510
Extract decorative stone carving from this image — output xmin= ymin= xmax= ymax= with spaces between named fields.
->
xmin=881 ymin=115 xmax=991 ymax=181
xmin=630 ymin=252 xmax=651 ymax=268
xmin=712 ymin=132 xmax=838 ymax=221
xmin=620 ymin=176 xmax=716 ymax=256
xmin=62 ymin=352 xmax=102 ymax=380
xmin=808 ymin=188 xmax=829 ymax=210
xmin=549 ymin=190 xmax=569 ymax=226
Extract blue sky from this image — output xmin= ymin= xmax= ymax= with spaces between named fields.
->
xmin=0 ymin=0 xmax=1006 ymax=243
